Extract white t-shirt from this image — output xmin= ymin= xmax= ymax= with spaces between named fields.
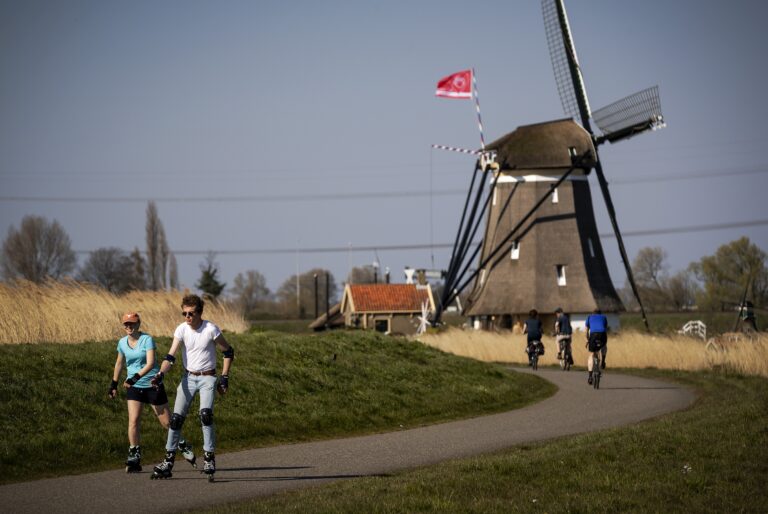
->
xmin=173 ymin=320 xmax=222 ymax=372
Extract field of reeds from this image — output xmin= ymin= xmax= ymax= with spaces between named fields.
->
xmin=0 ymin=280 xmax=248 ymax=344
xmin=417 ymin=328 xmax=768 ymax=378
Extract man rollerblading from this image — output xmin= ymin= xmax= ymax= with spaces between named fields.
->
xmin=150 ymin=294 xmax=234 ymax=482
xmin=202 ymin=451 xmax=215 ymax=482
xmin=125 ymin=445 xmax=142 ymax=473
xmin=178 ymin=439 xmax=197 ymax=468
xmin=150 ymin=451 xmax=175 ymax=480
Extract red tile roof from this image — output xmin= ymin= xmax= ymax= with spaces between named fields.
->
xmin=346 ymin=284 xmax=432 ymax=312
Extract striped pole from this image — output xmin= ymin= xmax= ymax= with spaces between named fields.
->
xmin=431 ymin=144 xmax=483 ymax=155
xmin=472 ymin=68 xmax=486 ymax=151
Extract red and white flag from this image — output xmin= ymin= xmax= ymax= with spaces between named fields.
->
xmin=435 ymin=69 xmax=472 ymax=99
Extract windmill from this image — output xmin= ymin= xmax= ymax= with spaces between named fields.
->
xmin=434 ymin=0 xmax=664 ymax=330
xmin=416 ymin=300 xmax=431 ymax=335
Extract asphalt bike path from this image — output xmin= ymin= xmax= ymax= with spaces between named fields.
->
xmin=1 ymin=368 xmax=695 ymax=513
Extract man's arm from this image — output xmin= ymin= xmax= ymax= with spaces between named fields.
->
xmin=215 ymin=334 xmax=233 ymax=394
xmin=151 ymin=337 xmax=181 ymax=388
xmin=158 ymin=337 xmax=182 ymax=374
xmin=215 ymin=334 xmax=233 ymax=376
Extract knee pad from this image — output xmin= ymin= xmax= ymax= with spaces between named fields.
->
xmin=200 ymin=408 xmax=214 ymax=426
xmin=170 ymin=413 xmax=185 ymax=431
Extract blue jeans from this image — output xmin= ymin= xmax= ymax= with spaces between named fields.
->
xmin=166 ymin=374 xmax=217 ymax=453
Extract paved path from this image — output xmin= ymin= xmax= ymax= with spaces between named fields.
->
xmin=0 ymin=369 xmax=695 ymax=513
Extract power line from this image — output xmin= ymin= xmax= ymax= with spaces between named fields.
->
xmin=3 ymin=167 xmax=767 ymax=204
xmin=73 ymin=219 xmax=768 ymax=255
xmin=0 ymin=190 xmax=464 ymax=203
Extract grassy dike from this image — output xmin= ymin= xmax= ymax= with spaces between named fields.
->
xmin=0 ymin=330 xmax=554 ymax=484
xmin=198 ymin=370 xmax=768 ymax=513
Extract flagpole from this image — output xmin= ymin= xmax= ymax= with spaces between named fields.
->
xmin=472 ymin=68 xmax=486 ymax=152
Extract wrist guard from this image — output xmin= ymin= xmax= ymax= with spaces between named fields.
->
xmin=216 ymin=374 xmax=229 ymax=394
xmin=150 ymin=371 xmax=164 ymax=389
xmin=125 ymin=373 xmax=141 ymax=386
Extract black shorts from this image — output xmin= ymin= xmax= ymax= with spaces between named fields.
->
xmin=126 ymin=384 xmax=169 ymax=406
xmin=588 ymin=332 xmax=607 ymax=352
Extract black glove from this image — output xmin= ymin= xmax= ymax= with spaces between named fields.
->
xmin=217 ymin=374 xmax=229 ymax=395
xmin=150 ymin=371 xmax=164 ymax=389
xmin=108 ymin=380 xmax=118 ymax=398
xmin=124 ymin=373 xmax=140 ymax=387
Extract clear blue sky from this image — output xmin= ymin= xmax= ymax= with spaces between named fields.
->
xmin=2 ymin=0 xmax=767 ymax=294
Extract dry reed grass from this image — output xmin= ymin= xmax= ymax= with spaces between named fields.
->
xmin=417 ymin=328 xmax=768 ymax=378
xmin=0 ymin=280 xmax=248 ymax=344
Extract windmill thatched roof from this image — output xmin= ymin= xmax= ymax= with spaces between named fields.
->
xmin=486 ymin=119 xmax=597 ymax=172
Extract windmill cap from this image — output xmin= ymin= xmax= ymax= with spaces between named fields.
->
xmin=122 ymin=312 xmax=140 ymax=324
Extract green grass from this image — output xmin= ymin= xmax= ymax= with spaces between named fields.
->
xmin=199 ymin=370 xmax=768 ymax=513
xmin=0 ymin=331 xmax=554 ymax=484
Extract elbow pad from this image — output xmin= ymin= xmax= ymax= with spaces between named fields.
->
xmin=164 ymin=354 xmax=176 ymax=364
xmin=223 ymin=346 xmax=234 ymax=359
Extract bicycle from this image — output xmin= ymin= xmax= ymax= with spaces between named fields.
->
xmin=558 ymin=337 xmax=572 ymax=371
xmin=527 ymin=340 xmax=544 ymax=371
xmin=591 ymin=351 xmax=602 ymax=389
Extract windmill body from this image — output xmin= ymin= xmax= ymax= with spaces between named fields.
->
xmin=464 ymin=119 xmax=623 ymax=330
xmin=433 ymin=0 xmax=664 ymax=329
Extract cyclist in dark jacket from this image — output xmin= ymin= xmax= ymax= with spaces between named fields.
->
xmin=523 ymin=309 xmax=543 ymax=366
xmin=554 ymin=307 xmax=573 ymax=365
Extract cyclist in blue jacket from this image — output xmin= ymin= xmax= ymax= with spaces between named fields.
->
xmin=584 ymin=309 xmax=608 ymax=384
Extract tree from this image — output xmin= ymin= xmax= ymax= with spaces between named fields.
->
xmin=231 ymin=270 xmax=272 ymax=316
xmin=630 ymin=246 xmax=671 ymax=311
xmin=691 ymin=237 xmax=767 ymax=310
xmin=1 ymin=215 xmax=76 ymax=282
xmin=276 ymin=268 xmax=337 ymax=319
xmin=665 ymin=268 xmax=700 ymax=311
xmin=196 ymin=252 xmax=225 ymax=299
xmin=347 ymin=264 xmax=378 ymax=284
xmin=78 ymin=247 xmax=137 ymax=294
xmin=129 ymin=247 xmax=147 ymax=290
xmin=159 ymin=225 xmax=170 ymax=289
xmin=169 ymin=252 xmax=179 ymax=290
xmin=145 ymin=201 xmax=169 ymax=290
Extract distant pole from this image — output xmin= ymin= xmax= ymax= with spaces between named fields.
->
xmin=295 ymin=245 xmax=300 ymax=318
xmin=347 ymin=242 xmax=352 ymax=280
xmin=385 ymin=267 xmax=390 ymax=284
xmin=325 ymin=272 xmax=330 ymax=329
xmin=314 ymin=273 xmax=319 ymax=320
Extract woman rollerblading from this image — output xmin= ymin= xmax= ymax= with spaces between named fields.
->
xmin=125 ymin=445 xmax=142 ymax=473
xmin=109 ymin=312 xmax=195 ymax=474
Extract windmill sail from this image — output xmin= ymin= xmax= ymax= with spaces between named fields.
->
xmin=593 ymin=86 xmax=665 ymax=144
xmin=541 ymin=0 xmax=656 ymax=330
xmin=542 ymin=0 xmax=592 ymax=129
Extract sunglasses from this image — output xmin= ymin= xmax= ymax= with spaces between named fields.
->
xmin=123 ymin=322 xmax=138 ymax=328
xmin=182 ymin=310 xmax=199 ymax=318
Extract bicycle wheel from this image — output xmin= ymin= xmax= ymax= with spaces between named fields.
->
xmin=593 ymin=357 xmax=600 ymax=389
xmin=532 ymin=350 xmax=538 ymax=371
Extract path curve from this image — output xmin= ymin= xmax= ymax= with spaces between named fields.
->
xmin=0 ymin=369 xmax=695 ymax=513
